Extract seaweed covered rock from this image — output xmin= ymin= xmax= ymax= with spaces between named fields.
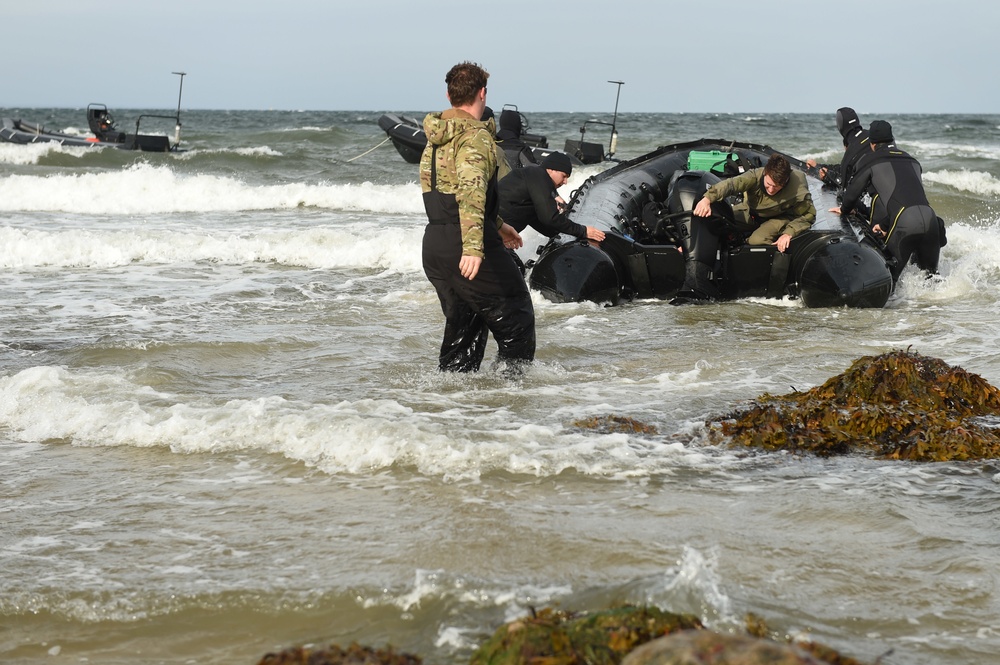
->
xmin=256 ymin=643 xmax=420 ymax=665
xmin=470 ymin=606 xmax=703 ymax=665
xmin=622 ymin=630 xmax=834 ymax=665
xmin=710 ymin=350 xmax=1000 ymax=461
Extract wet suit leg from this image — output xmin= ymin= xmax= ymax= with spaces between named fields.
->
xmin=423 ymin=223 xmax=535 ymax=373
xmin=884 ymin=205 xmax=940 ymax=280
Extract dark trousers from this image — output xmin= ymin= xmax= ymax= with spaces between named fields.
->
xmin=422 ymin=223 xmax=535 ymax=373
xmin=884 ymin=205 xmax=941 ymax=280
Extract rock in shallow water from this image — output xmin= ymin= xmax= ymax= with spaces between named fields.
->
xmin=709 ymin=349 xmax=1000 ymax=461
xmin=470 ymin=606 xmax=703 ymax=665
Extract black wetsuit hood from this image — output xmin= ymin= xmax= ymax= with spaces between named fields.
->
xmin=836 ymin=107 xmax=861 ymax=139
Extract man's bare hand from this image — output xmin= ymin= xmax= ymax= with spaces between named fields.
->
xmin=693 ymin=197 xmax=712 ymax=217
xmin=499 ymin=223 xmax=523 ymax=249
xmin=459 ymin=255 xmax=482 ymax=280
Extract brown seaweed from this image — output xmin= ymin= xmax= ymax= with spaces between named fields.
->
xmin=469 ymin=605 xmax=702 ymax=665
xmin=709 ymin=349 xmax=1000 ymax=461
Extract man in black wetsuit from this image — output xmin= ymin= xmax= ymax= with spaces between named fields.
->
xmin=496 ymin=109 xmax=538 ymax=169
xmin=808 ymin=107 xmax=871 ymax=201
xmin=498 ymin=152 xmax=606 ymax=245
xmin=833 ymin=120 xmax=943 ymax=281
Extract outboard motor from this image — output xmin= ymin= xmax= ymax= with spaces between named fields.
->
xmin=87 ymin=104 xmax=124 ymax=143
xmin=665 ymin=171 xmax=733 ymax=301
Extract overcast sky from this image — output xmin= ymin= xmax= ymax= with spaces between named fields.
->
xmin=4 ymin=0 xmax=996 ymax=114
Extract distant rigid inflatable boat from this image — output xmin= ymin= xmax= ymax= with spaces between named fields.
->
xmin=1 ymin=75 xmax=188 ymax=152
xmin=527 ymin=138 xmax=896 ymax=308
xmin=1 ymin=104 xmax=178 ymax=152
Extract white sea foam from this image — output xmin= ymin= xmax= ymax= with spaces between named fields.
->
xmin=0 ymin=365 xmax=717 ymax=480
xmin=0 ymin=163 xmax=423 ymax=215
xmin=177 ymin=146 xmax=284 ymax=158
xmin=924 ymin=169 xmax=1000 ymax=197
xmin=907 ymin=139 xmax=1000 ymax=161
xmin=0 ymin=141 xmax=96 ymax=165
xmin=0 ymin=222 xmax=426 ymax=272
xmin=658 ymin=546 xmax=737 ymax=628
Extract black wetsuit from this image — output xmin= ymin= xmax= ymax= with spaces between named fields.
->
xmin=837 ymin=127 xmax=870 ymax=195
xmin=496 ymin=132 xmax=537 ymax=169
xmin=842 ymin=143 xmax=941 ymax=280
xmin=818 ymin=107 xmax=869 ymax=200
xmin=498 ymin=165 xmax=586 ymax=239
xmin=818 ymin=127 xmax=869 ymax=197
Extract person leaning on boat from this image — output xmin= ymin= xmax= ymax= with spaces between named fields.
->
xmin=420 ymin=61 xmax=535 ymax=374
xmin=692 ymin=154 xmax=816 ymax=253
xmin=498 ymin=151 xmax=606 ymax=254
xmin=831 ymin=120 xmax=944 ymax=281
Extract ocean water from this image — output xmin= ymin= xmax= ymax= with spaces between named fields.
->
xmin=2 ymin=107 xmax=1000 ymax=665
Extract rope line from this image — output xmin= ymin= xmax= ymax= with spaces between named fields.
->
xmin=346 ymin=136 xmax=391 ymax=162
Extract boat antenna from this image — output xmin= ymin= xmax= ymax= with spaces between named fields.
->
xmin=607 ymin=80 xmax=624 ymax=158
xmin=172 ymin=71 xmax=186 ymax=147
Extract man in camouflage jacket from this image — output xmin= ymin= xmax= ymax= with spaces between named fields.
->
xmin=420 ymin=62 xmax=535 ymax=374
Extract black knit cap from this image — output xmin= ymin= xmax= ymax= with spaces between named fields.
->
xmin=869 ymin=120 xmax=894 ymax=144
xmin=540 ymin=151 xmax=572 ymax=176
xmin=481 ymin=106 xmax=495 ymax=122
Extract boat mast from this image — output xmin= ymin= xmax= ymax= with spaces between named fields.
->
xmin=172 ymin=71 xmax=186 ymax=147
xmin=607 ymin=80 xmax=624 ymax=158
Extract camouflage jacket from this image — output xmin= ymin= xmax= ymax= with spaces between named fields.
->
xmin=704 ymin=167 xmax=816 ymax=237
xmin=420 ymin=109 xmax=499 ymax=258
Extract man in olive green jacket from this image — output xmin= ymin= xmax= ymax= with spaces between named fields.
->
xmin=693 ymin=154 xmax=815 ymax=253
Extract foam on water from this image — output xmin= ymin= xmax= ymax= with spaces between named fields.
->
xmin=0 ymin=222 xmax=425 ymax=272
xmin=0 ymin=141 xmax=95 ymax=164
xmin=362 ymin=546 xmax=737 ymax=648
xmin=906 ymin=139 xmax=1000 ymax=162
xmin=0 ymin=163 xmax=424 ymax=215
xmin=924 ymin=169 xmax=1000 ymax=197
xmin=0 ymin=365 xmax=735 ymax=481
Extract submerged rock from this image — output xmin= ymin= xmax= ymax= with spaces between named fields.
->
xmin=573 ymin=415 xmax=659 ymax=435
xmin=709 ymin=349 xmax=1000 ymax=461
xmin=256 ymin=643 xmax=421 ymax=665
xmin=470 ymin=606 xmax=702 ymax=665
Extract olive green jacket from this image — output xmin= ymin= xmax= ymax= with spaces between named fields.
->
xmin=420 ymin=109 xmax=499 ymax=257
xmin=704 ymin=167 xmax=816 ymax=237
